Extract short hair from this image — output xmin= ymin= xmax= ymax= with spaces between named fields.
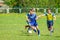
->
xmin=29 ymin=8 xmax=35 ymax=12
xmin=47 ymin=8 xmax=51 ymax=10
xmin=30 ymin=9 xmax=33 ymax=11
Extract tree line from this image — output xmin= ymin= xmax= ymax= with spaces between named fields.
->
xmin=4 ymin=0 xmax=59 ymax=8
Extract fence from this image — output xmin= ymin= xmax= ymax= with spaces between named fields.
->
xmin=0 ymin=8 xmax=60 ymax=14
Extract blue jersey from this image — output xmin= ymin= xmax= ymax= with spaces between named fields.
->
xmin=27 ymin=13 xmax=38 ymax=26
xmin=27 ymin=13 xmax=37 ymax=23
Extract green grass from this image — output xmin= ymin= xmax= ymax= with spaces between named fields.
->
xmin=0 ymin=13 xmax=60 ymax=40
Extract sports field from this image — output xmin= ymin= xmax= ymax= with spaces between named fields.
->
xmin=0 ymin=13 xmax=60 ymax=40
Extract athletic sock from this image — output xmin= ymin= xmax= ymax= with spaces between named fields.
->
xmin=33 ymin=29 xmax=36 ymax=32
xmin=37 ymin=30 xmax=40 ymax=35
xmin=51 ymin=29 xmax=54 ymax=32
xmin=50 ymin=29 xmax=53 ymax=36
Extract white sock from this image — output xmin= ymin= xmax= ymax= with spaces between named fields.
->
xmin=50 ymin=29 xmax=53 ymax=36
xmin=51 ymin=29 xmax=53 ymax=32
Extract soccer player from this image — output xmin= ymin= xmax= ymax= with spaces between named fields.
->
xmin=25 ymin=8 xmax=35 ymax=33
xmin=40 ymin=9 xmax=56 ymax=35
xmin=26 ymin=9 xmax=40 ymax=36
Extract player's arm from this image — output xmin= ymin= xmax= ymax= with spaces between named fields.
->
xmin=41 ymin=12 xmax=47 ymax=17
xmin=36 ymin=12 xmax=47 ymax=20
xmin=53 ymin=15 xmax=56 ymax=20
xmin=36 ymin=14 xmax=45 ymax=20
xmin=36 ymin=15 xmax=41 ymax=20
xmin=52 ymin=13 xmax=56 ymax=20
xmin=36 ymin=16 xmax=39 ymax=20
xmin=35 ymin=14 xmax=41 ymax=20
xmin=26 ymin=16 xmax=30 ymax=22
xmin=38 ymin=14 xmax=45 ymax=18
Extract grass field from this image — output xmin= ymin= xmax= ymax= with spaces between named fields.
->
xmin=0 ymin=13 xmax=60 ymax=40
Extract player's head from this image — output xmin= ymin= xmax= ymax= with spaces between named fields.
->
xmin=32 ymin=8 xmax=35 ymax=12
xmin=29 ymin=9 xmax=34 ymax=14
xmin=47 ymin=8 xmax=51 ymax=14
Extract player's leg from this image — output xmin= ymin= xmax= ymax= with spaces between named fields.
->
xmin=47 ymin=21 xmax=52 ymax=31
xmin=34 ymin=23 xmax=40 ymax=36
xmin=25 ymin=25 xmax=30 ymax=29
xmin=25 ymin=25 xmax=33 ymax=33
xmin=48 ymin=21 xmax=54 ymax=35
xmin=25 ymin=21 xmax=32 ymax=33
xmin=30 ymin=26 xmax=37 ymax=33
xmin=50 ymin=26 xmax=53 ymax=36
xmin=50 ymin=21 xmax=54 ymax=32
xmin=29 ymin=23 xmax=37 ymax=33
xmin=36 ymin=26 xmax=40 ymax=36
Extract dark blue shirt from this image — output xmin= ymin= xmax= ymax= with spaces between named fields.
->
xmin=27 ymin=13 xmax=37 ymax=23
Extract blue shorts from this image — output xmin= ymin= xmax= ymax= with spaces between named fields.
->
xmin=29 ymin=22 xmax=38 ymax=27
xmin=47 ymin=21 xmax=53 ymax=28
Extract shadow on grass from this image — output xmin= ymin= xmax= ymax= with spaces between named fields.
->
xmin=41 ymin=34 xmax=50 ymax=36
xmin=41 ymin=34 xmax=60 ymax=38
xmin=54 ymin=36 xmax=60 ymax=38
xmin=20 ymin=30 xmax=34 ymax=36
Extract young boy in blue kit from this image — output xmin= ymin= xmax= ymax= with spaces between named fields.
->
xmin=25 ymin=9 xmax=40 ymax=36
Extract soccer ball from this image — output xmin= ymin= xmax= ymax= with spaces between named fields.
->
xmin=28 ymin=30 xmax=32 ymax=34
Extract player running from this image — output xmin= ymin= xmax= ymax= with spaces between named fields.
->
xmin=40 ymin=9 xmax=56 ymax=35
xmin=25 ymin=8 xmax=35 ymax=33
xmin=26 ymin=9 xmax=40 ymax=36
